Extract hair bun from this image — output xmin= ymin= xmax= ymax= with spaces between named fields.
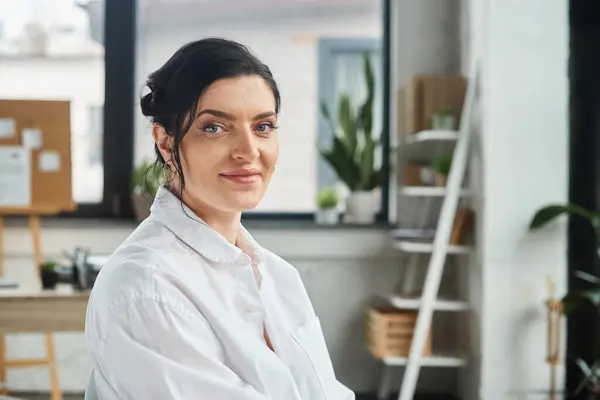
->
xmin=140 ymin=91 xmax=155 ymax=117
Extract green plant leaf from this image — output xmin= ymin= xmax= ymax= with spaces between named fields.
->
xmin=358 ymin=53 xmax=375 ymax=139
xmin=572 ymin=358 xmax=600 ymax=394
xmin=575 ymin=270 xmax=600 ymax=285
xmin=337 ymin=93 xmax=357 ymax=155
xmin=529 ymin=204 xmax=597 ymax=230
xmin=319 ymin=136 xmax=361 ymax=191
xmin=320 ymin=100 xmax=337 ymax=137
xmin=366 ymin=168 xmax=383 ymax=191
xmin=359 ymin=134 xmax=375 ymax=190
xmin=562 ymin=288 xmax=600 ymax=315
xmin=433 ymin=154 xmax=452 ymax=175
xmin=316 ymin=186 xmax=338 ymax=209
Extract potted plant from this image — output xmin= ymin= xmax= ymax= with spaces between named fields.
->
xmin=319 ymin=53 xmax=383 ymax=224
xmin=131 ymin=158 xmax=164 ymax=221
xmin=529 ymin=204 xmax=600 ymax=398
xmin=433 ymin=154 xmax=452 ymax=186
xmin=430 ymin=107 xmax=457 ymax=130
xmin=40 ymin=260 xmax=59 ymax=290
xmin=315 ymin=187 xmax=339 ymax=225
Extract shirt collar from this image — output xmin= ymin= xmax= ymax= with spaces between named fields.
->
xmin=148 ymin=186 xmax=265 ymax=264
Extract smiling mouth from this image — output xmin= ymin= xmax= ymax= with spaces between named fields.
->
xmin=219 ymin=169 xmax=262 ymax=184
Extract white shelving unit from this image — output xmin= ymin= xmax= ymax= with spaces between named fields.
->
xmin=374 ymin=61 xmax=480 ymax=400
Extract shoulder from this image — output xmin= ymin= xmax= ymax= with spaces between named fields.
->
xmin=85 ymin=221 xmax=204 ymax=336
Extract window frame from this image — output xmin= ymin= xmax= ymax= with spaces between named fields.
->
xmin=64 ymin=0 xmax=391 ymax=222
xmin=60 ymin=0 xmax=136 ymax=219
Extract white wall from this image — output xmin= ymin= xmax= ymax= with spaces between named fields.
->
xmin=463 ymin=0 xmax=569 ymax=398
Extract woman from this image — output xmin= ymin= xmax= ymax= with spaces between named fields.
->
xmin=84 ymin=38 xmax=354 ymax=400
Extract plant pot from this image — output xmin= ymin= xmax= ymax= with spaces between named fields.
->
xmin=41 ymin=270 xmax=59 ymax=290
xmin=431 ymin=112 xmax=456 ymax=130
xmin=435 ymin=173 xmax=447 ymax=187
xmin=315 ymin=208 xmax=339 ymax=225
xmin=131 ymin=192 xmax=154 ymax=222
xmin=345 ymin=191 xmax=377 ymax=224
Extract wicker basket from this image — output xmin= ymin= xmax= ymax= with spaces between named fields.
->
xmin=366 ymin=307 xmax=432 ymax=359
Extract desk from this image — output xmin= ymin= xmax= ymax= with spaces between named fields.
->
xmin=0 ymin=285 xmax=89 ymax=333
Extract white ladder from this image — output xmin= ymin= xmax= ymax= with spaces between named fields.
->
xmin=375 ymin=58 xmax=480 ymax=400
xmin=397 ymin=60 xmax=480 ymax=400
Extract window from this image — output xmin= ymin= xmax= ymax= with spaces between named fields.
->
xmin=0 ymin=0 xmax=106 ymax=205
xmin=317 ymin=38 xmax=383 ymax=214
xmin=0 ymin=0 xmax=390 ymax=220
xmin=134 ymin=0 xmax=388 ymax=217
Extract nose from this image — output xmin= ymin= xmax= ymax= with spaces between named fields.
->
xmin=231 ymin=129 xmax=259 ymax=162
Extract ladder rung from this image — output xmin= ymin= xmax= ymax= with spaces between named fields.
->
xmin=5 ymin=358 xmax=52 ymax=368
xmin=399 ymin=186 xmax=470 ymax=197
xmin=389 ymin=295 xmax=468 ymax=311
xmin=393 ymin=241 xmax=470 ymax=254
xmin=404 ymin=130 xmax=459 ymax=144
xmin=383 ymin=354 xmax=467 ymax=367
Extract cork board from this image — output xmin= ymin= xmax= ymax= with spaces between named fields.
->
xmin=0 ymin=99 xmax=75 ymax=215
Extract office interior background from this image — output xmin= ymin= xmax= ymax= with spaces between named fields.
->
xmin=0 ymin=0 xmax=598 ymax=399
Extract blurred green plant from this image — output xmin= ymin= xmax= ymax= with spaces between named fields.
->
xmin=316 ymin=187 xmax=338 ymax=209
xmin=131 ymin=158 xmax=164 ymax=196
xmin=39 ymin=260 xmax=57 ymax=272
xmin=433 ymin=154 xmax=453 ymax=176
xmin=319 ymin=53 xmax=382 ymax=192
xmin=530 ymin=203 xmax=600 ymax=396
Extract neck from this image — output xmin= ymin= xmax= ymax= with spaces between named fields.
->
xmin=170 ymin=185 xmax=241 ymax=244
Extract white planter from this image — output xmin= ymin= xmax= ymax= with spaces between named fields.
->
xmin=315 ymin=208 xmax=339 ymax=225
xmin=345 ymin=191 xmax=377 ymax=224
xmin=431 ymin=112 xmax=457 ymax=130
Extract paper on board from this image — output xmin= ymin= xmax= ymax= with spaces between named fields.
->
xmin=0 ymin=118 xmax=16 ymax=139
xmin=0 ymin=146 xmax=31 ymax=207
xmin=22 ymin=128 xmax=43 ymax=149
xmin=39 ymin=150 xmax=61 ymax=172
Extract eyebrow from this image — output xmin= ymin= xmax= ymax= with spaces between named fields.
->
xmin=197 ymin=109 xmax=276 ymax=121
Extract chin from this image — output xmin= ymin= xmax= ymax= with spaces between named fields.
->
xmin=222 ymin=193 xmax=263 ymax=212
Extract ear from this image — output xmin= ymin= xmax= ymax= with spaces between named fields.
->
xmin=152 ymin=123 xmax=173 ymax=164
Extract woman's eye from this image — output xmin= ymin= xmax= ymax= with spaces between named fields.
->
xmin=202 ymin=124 xmax=224 ymax=136
xmin=256 ymin=122 xmax=276 ymax=134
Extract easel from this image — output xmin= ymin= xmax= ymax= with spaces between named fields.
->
xmin=546 ymin=276 xmax=563 ymax=400
xmin=0 ymin=100 xmax=75 ymax=400
xmin=0 ymin=207 xmax=63 ymax=400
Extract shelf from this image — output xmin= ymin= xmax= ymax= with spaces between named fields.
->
xmin=382 ymin=354 xmax=467 ymax=367
xmin=400 ymin=186 xmax=470 ymax=197
xmin=390 ymin=228 xmax=436 ymax=241
xmin=404 ymin=130 xmax=459 ymax=144
xmin=393 ymin=241 xmax=470 ymax=254
xmin=389 ymin=295 xmax=468 ymax=311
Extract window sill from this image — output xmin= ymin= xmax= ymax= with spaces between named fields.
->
xmin=3 ymin=216 xmax=392 ymax=231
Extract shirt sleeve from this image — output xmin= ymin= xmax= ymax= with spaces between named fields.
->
xmin=96 ymin=297 xmax=273 ymax=400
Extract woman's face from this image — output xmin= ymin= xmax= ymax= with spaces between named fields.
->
xmin=154 ymin=75 xmax=279 ymax=214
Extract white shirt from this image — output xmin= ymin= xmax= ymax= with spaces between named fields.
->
xmin=84 ymin=186 xmax=354 ymax=400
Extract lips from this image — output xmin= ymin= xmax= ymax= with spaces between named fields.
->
xmin=220 ymin=169 xmax=262 ymax=184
